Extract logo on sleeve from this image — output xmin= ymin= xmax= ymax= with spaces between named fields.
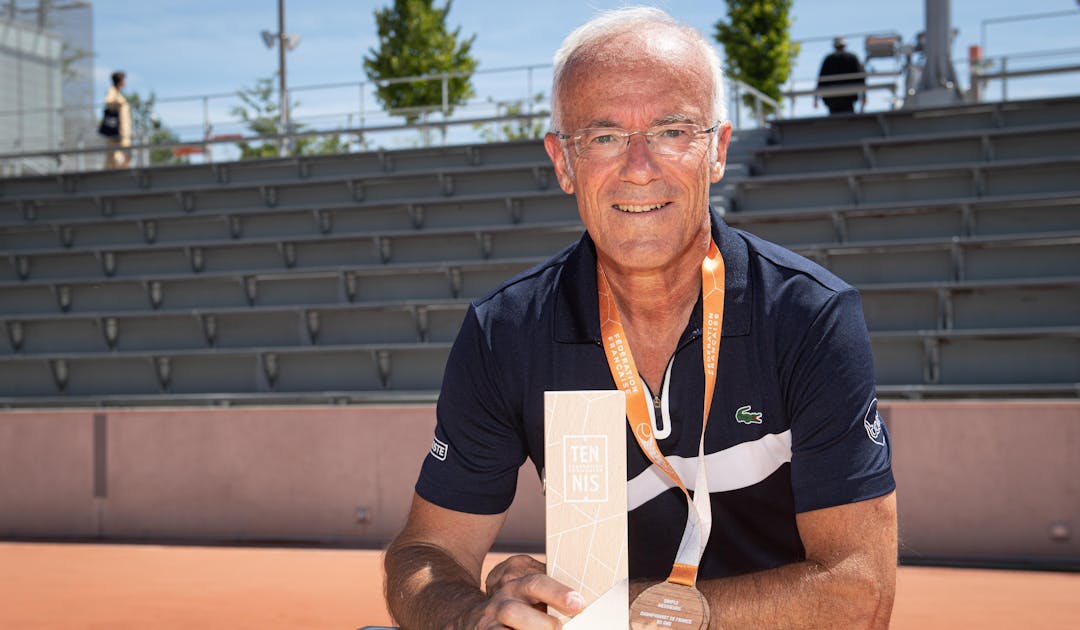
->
xmin=430 ymin=436 xmax=449 ymax=461
xmin=735 ymin=405 xmax=763 ymax=424
xmin=863 ymin=400 xmax=886 ymax=446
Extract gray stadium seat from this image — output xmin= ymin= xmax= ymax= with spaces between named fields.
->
xmin=732 ymin=156 xmax=1080 ymax=213
xmin=1 ymin=99 xmax=1076 ymax=404
xmin=767 ymin=94 xmax=1080 ymax=147
xmin=754 ymin=123 xmax=1080 ymax=177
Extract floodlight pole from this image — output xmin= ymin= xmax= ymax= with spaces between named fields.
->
xmin=911 ymin=0 xmax=961 ymax=107
xmin=277 ymin=0 xmax=289 ymax=157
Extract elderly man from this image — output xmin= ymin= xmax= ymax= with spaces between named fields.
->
xmin=384 ymin=7 xmax=896 ymax=629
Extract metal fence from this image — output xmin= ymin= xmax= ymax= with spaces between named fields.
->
xmin=3 ymin=44 xmax=1079 ymax=176
xmin=0 ymin=63 xmax=781 ymax=176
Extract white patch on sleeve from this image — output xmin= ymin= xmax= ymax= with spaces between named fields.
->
xmin=430 ymin=436 xmax=449 ymax=461
xmin=863 ymin=399 xmax=886 ymax=446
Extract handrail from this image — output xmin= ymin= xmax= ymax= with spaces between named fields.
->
xmin=780 ymin=70 xmax=901 ymax=115
xmin=784 ymin=84 xmax=897 ymax=99
xmin=728 ymin=79 xmax=781 ymax=127
xmin=971 ymin=54 xmax=1080 ymax=101
xmin=6 ymin=43 xmax=1078 ymax=175
xmin=0 ymin=111 xmax=553 ymax=168
xmin=0 ymin=63 xmax=779 ymax=175
xmin=976 ymin=63 xmax=1080 ymax=81
xmin=0 ymin=64 xmax=550 ymax=120
xmin=814 ymin=70 xmax=902 ymax=84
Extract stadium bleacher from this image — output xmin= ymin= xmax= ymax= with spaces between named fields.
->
xmin=720 ymin=94 xmax=1080 ymax=399
xmin=1 ymin=95 xmax=1078 ymax=405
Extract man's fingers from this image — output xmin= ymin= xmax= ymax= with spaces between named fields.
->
xmin=559 ymin=591 xmax=586 ymax=616
xmin=476 ymin=557 xmax=585 ymax=628
xmin=512 ymin=573 xmax=585 ymax=616
xmin=488 ymin=597 xmax=561 ymax=630
xmin=485 ymin=554 xmax=546 ymax=593
xmin=475 ymin=578 xmax=573 ymax=630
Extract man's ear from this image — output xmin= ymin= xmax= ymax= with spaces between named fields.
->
xmin=710 ymin=121 xmax=733 ymax=183
xmin=544 ymin=133 xmax=575 ymax=194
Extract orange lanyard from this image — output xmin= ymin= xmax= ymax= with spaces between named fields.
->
xmin=598 ymin=239 xmax=725 ymax=587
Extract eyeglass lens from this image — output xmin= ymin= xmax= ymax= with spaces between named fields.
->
xmin=575 ymin=124 xmax=710 ymax=157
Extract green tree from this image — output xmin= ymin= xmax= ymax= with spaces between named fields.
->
xmin=231 ymin=76 xmax=352 ymax=158
xmin=231 ymin=76 xmax=291 ymax=159
xmin=363 ymin=0 xmax=478 ymax=123
xmin=127 ymin=91 xmax=187 ymax=165
xmin=305 ymin=134 xmax=353 ymax=155
xmin=714 ymin=0 xmax=800 ymax=114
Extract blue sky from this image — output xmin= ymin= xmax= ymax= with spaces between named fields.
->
xmin=90 ymin=0 xmax=1080 ymax=139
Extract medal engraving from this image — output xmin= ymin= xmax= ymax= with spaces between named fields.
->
xmin=630 ymin=581 xmax=710 ymax=629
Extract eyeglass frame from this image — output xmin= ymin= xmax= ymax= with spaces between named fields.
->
xmin=551 ymin=122 xmax=721 ymax=159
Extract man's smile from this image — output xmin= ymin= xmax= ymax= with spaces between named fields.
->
xmin=612 ymin=202 xmax=671 ymax=213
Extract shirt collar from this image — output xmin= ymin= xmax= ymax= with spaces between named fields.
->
xmin=554 ymin=206 xmax=752 ymax=343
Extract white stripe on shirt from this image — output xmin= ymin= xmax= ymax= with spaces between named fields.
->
xmin=627 ymin=431 xmax=793 ymax=511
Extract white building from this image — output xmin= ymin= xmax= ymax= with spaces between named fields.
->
xmin=1 ymin=0 xmax=95 ymax=174
xmin=0 ymin=18 xmax=63 ymax=174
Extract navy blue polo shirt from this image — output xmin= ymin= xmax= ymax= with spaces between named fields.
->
xmin=416 ymin=207 xmax=894 ymax=579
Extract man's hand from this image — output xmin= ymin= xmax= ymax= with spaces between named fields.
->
xmin=385 ymin=496 xmax=586 ymax=629
xmin=463 ymin=554 xmax=584 ymax=629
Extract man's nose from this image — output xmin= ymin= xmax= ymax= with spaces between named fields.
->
xmin=619 ymin=133 xmax=661 ymax=184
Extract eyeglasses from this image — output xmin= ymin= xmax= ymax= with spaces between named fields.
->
xmin=554 ymin=123 xmax=719 ymax=159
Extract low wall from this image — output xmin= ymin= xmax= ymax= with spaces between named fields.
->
xmin=1 ymin=401 xmax=1077 ymax=566
xmin=886 ymin=400 xmax=1079 ymax=566
xmin=0 ymin=406 xmax=543 ymax=549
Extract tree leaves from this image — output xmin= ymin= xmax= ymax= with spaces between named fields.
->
xmin=126 ymin=91 xmax=186 ymax=165
xmin=363 ymin=0 xmax=478 ymax=123
xmin=714 ymin=0 xmax=800 ymax=114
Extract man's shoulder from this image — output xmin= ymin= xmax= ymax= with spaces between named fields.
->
xmin=470 ymin=238 xmax=580 ymax=325
xmin=733 ymin=226 xmax=854 ymax=297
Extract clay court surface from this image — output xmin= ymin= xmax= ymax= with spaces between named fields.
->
xmin=2 ymin=541 xmax=1077 ymax=629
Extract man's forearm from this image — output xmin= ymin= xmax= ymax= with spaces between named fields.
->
xmin=384 ymin=540 xmax=487 ymax=630
xmin=698 ymin=556 xmax=894 ymax=629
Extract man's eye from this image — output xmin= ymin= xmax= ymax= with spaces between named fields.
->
xmin=590 ymin=133 xmax=618 ymax=145
xmin=657 ymin=127 xmax=687 ymax=139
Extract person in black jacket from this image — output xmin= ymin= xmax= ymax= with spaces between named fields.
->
xmin=816 ymin=37 xmax=866 ymax=115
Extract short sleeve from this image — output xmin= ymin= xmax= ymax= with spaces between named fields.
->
xmin=415 ymin=306 xmax=527 ymax=514
xmin=786 ymin=289 xmax=895 ymax=513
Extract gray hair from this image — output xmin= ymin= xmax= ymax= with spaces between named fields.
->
xmin=550 ymin=6 xmax=726 ymax=131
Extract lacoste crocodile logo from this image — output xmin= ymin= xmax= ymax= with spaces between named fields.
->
xmin=735 ymin=405 xmax=763 ymax=424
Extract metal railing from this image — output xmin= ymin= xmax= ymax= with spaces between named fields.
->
xmin=781 ymin=71 xmax=904 ymax=115
xmin=7 ymin=44 xmax=1077 ymax=175
xmin=729 ymin=81 xmax=781 ymax=128
xmin=780 ymin=45 xmax=1080 ymax=115
xmin=969 ymin=46 xmax=1080 ymax=102
xmin=0 ymin=63 xmax=782 ymax=176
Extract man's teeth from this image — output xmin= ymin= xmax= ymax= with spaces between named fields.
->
xmin=614 ymin=203 xmax=665 ymax=213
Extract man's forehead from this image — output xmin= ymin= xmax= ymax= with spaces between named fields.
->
xmin=559 ymin=62 xmax=711 ymax=128
xmin=562 ymin=30 xmax=707 ymax=89
xmin=567 ymin=27 xmax=698 ymax=76
xmin=554 ymin=23 xmax=714 ymax=128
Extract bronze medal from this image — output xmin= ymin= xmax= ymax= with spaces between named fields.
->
xmin=629 ymin=581 xmax=710 ymax=629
